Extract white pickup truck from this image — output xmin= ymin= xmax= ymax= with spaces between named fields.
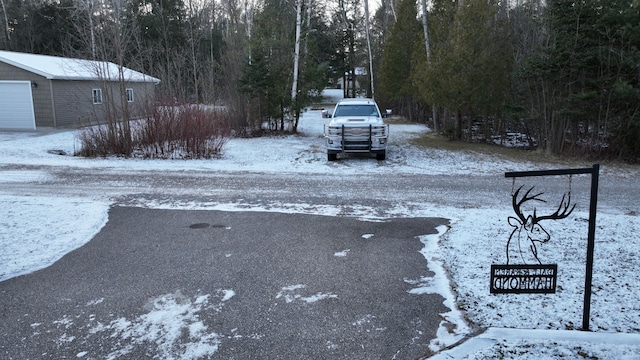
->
xmin=324 ymin=98 xmax=389 ymax=161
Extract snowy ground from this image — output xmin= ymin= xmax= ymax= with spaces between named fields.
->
xmin=1 ymin=89 xmax=639 ymax=358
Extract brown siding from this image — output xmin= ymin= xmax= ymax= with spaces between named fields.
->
xmin=1 ymin=61 xmax=157 ymax=128
xmin=51 ymin=80 xmax=104 ymax=127
xmin=0 ymin=62 xmax=55 ymax=127
xmin=51 ymin=80 xmax=156 ymax=127
xmin=126 ymin=82 xmax=156 ymax=119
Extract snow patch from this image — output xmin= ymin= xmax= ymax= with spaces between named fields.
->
xmin=90 ymin=290 xmax=224 ymax=359
xmin=412 ymin=225 xmax=472 ymax=352
xmin=334 ymin=249 xmax=350 ymax=257
xmin=0 ymin=195 xmax=109 ymax=282
xmin=276 ymin=284 xmax=338 ymax=303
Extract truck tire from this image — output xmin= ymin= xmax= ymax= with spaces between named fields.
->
xmin=328 ymin=153 xmax=337 ymax=161
xmin=376 ymin=152 xmax=386 ymax=161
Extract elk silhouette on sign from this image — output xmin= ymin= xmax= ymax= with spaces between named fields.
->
xmin=507 ymin=186 xmax=576 ymax=265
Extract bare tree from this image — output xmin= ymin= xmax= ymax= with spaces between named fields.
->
xmin=72 ymin=0 xmax=139 ymax=154
xmin=75 ymin=0 xmax=98 ymax=59
xmin=334 ymin=0 xmax=362 ymax=98
xmin=0 ymin=0 xmax=10 ymax=45
xmin=291 ymin=0 xmax=302 ymax=106
xmin=388 ymin=0 xmax=396 ymax=22
xmin=364 ymin=0 xmax=374 ymax=97
xmin=217 ymin=0 xmax=261 ymax=131
xmin=419 ymin=0 xmax=438 ymax=131
xmin=187 ymin=0 xmax=200 ymax=101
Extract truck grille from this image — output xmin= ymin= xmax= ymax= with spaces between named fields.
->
xmin=344 ymin=140 xmax=371 ymax=151
xmin=324 ymin=123 xmax=388 ymax=153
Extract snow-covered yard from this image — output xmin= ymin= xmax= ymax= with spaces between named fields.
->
xmin=1 ymin=90 xmax=639 ymax=358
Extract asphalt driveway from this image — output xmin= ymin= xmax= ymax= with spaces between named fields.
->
xmin=0 ymin=207 xmax=449 ymax=359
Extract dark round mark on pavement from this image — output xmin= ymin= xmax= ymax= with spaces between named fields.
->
xmin=47 ymin=149 xmax=67 ymax=155
xmin=189 ymin=223 xmax=210 ymax=229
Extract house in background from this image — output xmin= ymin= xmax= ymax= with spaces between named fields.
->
xmin=0 ymin=50 xmax=160 ymax=130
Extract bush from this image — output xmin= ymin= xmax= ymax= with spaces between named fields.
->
xmin=76 ymin=120 xmax=133 ymax=157
xmin=77 ymin=103 xmax=232 ymax=159
xmin=134 ymin=104 xmax=231 ymax=159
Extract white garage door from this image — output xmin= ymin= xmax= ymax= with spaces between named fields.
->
xmin=0 ymin=81 xmax=36 ymax=130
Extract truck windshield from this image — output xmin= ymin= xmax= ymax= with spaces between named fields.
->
xmin=333 ymin=104 xmax=379 ymax=117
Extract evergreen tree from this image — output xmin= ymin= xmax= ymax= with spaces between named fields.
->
xmin=377 ymin=0 xmax=421 ymax=119
xmin=411 ymin=0 xmax=458 ymax=131
xmin=519 ymin=0 xmax=640 ymax=157
xmin=129 ymin=0 xmax=189 ymax=99
xmin=327 ymin=0 xmax=366 ymax=98
xmin=240 ymin=0 xmax=332 ymax=133
xmin=29 ymin=0 xmax=81 ymax=55
xmin=240 ymin=0 xmax=296 ymax=131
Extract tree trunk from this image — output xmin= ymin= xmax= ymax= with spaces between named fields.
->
xmin=291 ymin=0 xmax=302 ymax=104
xmin=0 ymin=0 xmax=10 ymax=44
xmin=455 ymin=110 xmax=462 ymax=140
xmin=388 ymin=0 xmax=397 ymax=22
xmin=349 ymin=27 xmax=356 ymax=98
xmin=188 ymin=0 xmax=199 ymax=102
xmin=419 ymin=0 xmax=438 ymax=132
xmin=364 ymin=0 xmax=374 ymax=98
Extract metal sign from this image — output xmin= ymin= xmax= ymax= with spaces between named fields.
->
xmin=490 ymin=185 xmax=573 ymax=294
xmin=506 ymin=185 xmax=575 ymax=265
xmin=490 ymin=165 xmax=599 ymax=331
xmin=491 ymin=264 xmax=557 ymax=294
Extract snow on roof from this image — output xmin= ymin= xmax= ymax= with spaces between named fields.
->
xmin=336 ymin=98 xmax=376 ymax=105
xmin=0 ymin=50 xmax=160 ymax=84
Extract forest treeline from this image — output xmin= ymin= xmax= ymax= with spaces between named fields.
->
xmin=1 ymin=0 xmax=639 ymax=161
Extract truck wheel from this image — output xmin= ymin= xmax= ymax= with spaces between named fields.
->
xmin=376 ymin=152 xmax=386 ymax=161
xmin=328 ymin=153 xmax=337 ymax=161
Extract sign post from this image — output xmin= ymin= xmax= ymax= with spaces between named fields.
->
xmin=503 ymin=164 xmax=599 ymax=331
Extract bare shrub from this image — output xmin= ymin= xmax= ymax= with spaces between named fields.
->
xmin=76 ymin=119 xmax=133 ymax=157
xmin=77 ymin=103 xmax=231 ymax=159
xmin=133 ymin=103 xmax=231 ymax=159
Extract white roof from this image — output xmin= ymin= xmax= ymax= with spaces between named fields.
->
xmin=336 ymin=98 xmax=377 ymax=105
xmin=0 ymin=50 xmax=160 ymax=84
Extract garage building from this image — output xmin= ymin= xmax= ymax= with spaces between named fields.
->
xmin=0 ymin=50 xmax=160 ymax=130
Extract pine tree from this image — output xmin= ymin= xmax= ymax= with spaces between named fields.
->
xmin=377 ymin=0 xmax=421 ymax=119
xmin=519 ymin=0 xmax=640 ymax=157
xmin=412 ymin=0 xmax=512 ymax=139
